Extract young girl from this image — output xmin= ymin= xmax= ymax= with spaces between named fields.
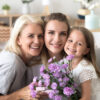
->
xmin=64 ymin=26 xmax=100 ymax=100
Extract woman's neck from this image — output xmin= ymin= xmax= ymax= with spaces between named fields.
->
xmin=48 ymin=52 xmax=63 ymax=61
xmin=20 ymin=55 xmax=32 ymax=65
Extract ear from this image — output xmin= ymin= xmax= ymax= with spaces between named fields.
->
xmin=17 ymin=36 xmax=21 ymax=46
xmin=84 ymin=48 xmax=90 ymax=55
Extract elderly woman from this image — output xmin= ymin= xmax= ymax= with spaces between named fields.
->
xmin=0 ymin=15 xmax=44 ymax=100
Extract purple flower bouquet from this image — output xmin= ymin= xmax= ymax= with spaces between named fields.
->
xmin=29 ymin=55 xmax=80 ymax=100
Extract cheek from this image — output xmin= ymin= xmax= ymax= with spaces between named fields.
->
xmin=41 ymin=40 xmax=44 ymax=46
xmin=44 ymin=35 xmax=51 ymax=43
xmin=64 ymin=43 xmax=67 ymax=51
xmin=62 ymin=38 xmax=67 ymax=45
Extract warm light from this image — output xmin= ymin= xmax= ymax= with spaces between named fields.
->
xmin=42 ymin=0 xmax=50 ymax=6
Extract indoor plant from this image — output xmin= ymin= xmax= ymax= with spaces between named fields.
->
xmin=2 ymin=4 xmax=10 ymax=15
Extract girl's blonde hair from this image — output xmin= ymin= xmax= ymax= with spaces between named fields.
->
xmin=70 ymin=26 xmax=100 ymax=77
xmin=41 ymin=13 xmax=70 ymax=67
xmin=5 ymin=15 xmax=44 ymax=57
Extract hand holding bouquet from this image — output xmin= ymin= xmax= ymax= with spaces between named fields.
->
xmin=29 ymin=55 xmax=80 ymax=100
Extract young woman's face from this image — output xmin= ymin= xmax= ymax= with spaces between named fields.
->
xmin=17 ymin=23 xmax=44 ymax=60
xmin=64 ymin=29 xmax=89 ymax=59
xmin=44 ymin=20 xmax=68 ymax=57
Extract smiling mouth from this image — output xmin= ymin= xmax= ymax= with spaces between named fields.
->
xmin=51 ymin=44 xmax=62 ymax=48
xmin=68 ymin=48 xmax=76 ymax=52
xmin=31 ymin=46 xmax=40 ymax=49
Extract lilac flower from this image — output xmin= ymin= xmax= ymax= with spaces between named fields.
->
xmin=44 ymin=79 xmax=50 ymax=87
xmin=38 ymin=80 xmax=42 ymax=87
xmin=58 ymin=78 xmax=63 ymax=82
xmin=29 ymin=83 xmax=34 ymax=90
xmin=53 ymin=72 xmax=61 ymax=78
xmin=54 ymin=90 xmax=59 ymax=94
xmin=49 ymin=64 xmax=60 ymax=72
xmin=51 ymin=82 xmax=57 ymax=90
xmin=49 ymin=91 xmax=55 ymax=99
xmin=59 ymin=82 xmax=66 ymax=87
xmin=66 ymin=55 xmax=74 ymax=60
xmin=63 ymin=77 xmax=69 ymax=82
xmin=59 ymin=59 xmax=64 ymax=64
xmin=40 ymin=65 xmax=45 ymax=73
xmin=54 ymin=95 xmax=62 ymax=100
xmin=48 ymin=64 xmax=55 ymax=72
xmin=74 ymin=83 xmax=78 ymax=88
xmin=63 ymin=87 xmax=74 ymax=97
xmin=30 ymin=90 xmax=37 ymax=98
xmin=33 ymin=76 xmax=38 ymax=83
xmin=62 ymin=64 xmax=68 ymax=69
xmin=42 ymin=73 xmax=50 ymax=79
xmin=48 ymin=58 xmax=53 ymax=63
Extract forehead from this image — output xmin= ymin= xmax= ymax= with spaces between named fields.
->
xmin=45 ymin=20 xmax=68 ymax=31
xmin=69 ymin=29 xmax=86 ymax=41
xmin=22 ymin=23 xmax=42 ymax=31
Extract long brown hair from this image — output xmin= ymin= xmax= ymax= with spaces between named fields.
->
xmin=70 ymin=26 xmax=100 ymax=77
xmin=41 ymin=13 xmax=70 ymax=67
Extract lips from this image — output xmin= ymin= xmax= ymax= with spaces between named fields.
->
xmin=51 ymin=44 xmax=62 ymax=48
xmin=67 ymin=48 xmax=76 ymax=53
xmin=30 ymin=45 xmax=40 ymax=49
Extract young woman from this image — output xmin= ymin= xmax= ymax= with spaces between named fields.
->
xmin=64 ymin=26 xmax=100 ymax=100
xmin=42 ymin=13 xmax=70 ymax=66
xmin=0 ymin=15 xmax=44 ymax=100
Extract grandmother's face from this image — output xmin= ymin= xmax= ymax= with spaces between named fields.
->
xmin=17 ymin=23 xmax=44 ymax=60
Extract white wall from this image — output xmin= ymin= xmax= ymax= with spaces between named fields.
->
xmin=0 ymin=0 xmax=100 ymax=18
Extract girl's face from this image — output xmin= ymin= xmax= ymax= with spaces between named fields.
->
xmin=17 ymin=23 xmax=44 ymax=60
xmin=44 ymin=20 xmax=68 ymax=57
xmin=64 ymin=29 xmax=89 ymax=59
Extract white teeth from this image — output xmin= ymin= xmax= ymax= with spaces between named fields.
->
xmin=69 ymin=48 xmax=76 ymax=52
xmin=31 ymin=47 xmax=39 ymax=49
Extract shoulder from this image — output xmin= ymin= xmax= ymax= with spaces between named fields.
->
xmin=78 ymin=59 xmax=97 ymax=83
xmin=79 ymin=59 xmax=96 ymax=71
xmin=0 ymin=50 xmax=26 ymax=70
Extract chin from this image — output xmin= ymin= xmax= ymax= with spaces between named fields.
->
xmin=31 ymin=52 xmax=40 ymax=56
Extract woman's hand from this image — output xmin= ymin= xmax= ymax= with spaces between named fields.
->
xmin=35 ymin=91 xmax=48 ymax=100
xmin=17 ymin=85 xmax=48 ymax=100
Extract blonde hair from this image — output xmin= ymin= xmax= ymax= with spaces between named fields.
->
xmin=41 ymin=13 xmax=70 ymax=67
xmin=70 ymin=26 xmax=100 ymax=77
xmin=5 ymin=15 xmax=44 ymax=58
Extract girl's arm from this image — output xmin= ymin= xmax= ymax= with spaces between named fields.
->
xmin=80 ymin=80 xmax=91 ymax=100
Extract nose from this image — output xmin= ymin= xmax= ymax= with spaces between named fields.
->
xmin=54 ymin=34 xmax=60 ymax=42
xmin=34 ymin=36 xmax=39 ymax=44
xmin=70 ymin=42 xmax=76 ymax=48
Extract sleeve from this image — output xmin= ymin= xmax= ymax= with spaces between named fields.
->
xmin=79 ymin=67 xmax=97 ymax=83
xmin=91 ymin=78 xmax=100 ymax=100
xmin=0 ymin=63 xmax=15 ymax=94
